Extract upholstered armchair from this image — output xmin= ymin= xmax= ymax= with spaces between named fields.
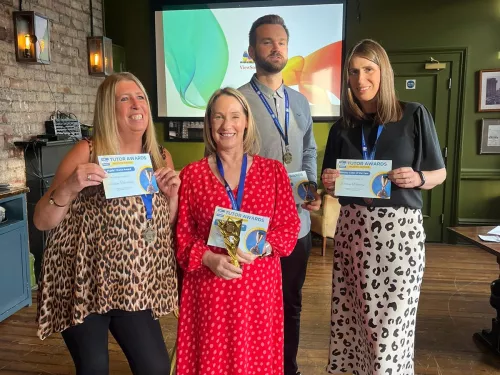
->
xmin=310 ymin=190 xmax=341 ymax=256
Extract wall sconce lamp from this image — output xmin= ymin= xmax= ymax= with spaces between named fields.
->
xmin=87 ymin=0 xmax=113 ymax=76
xmin=87 ymin=36 xmax=113 ymax=76
xmin=13 ymin=11 xmax=51 ymax=64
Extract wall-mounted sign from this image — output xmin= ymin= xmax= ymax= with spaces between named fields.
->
xmin=406 ymin=79 xmax=416 ymax=89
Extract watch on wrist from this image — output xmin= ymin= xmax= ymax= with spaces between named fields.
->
xmin=307 ymin=181 xmax=318 ymax=190
xmin=416 ymin=171 xmax=426 ymax=188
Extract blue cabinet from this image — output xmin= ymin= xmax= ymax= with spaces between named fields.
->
xmin=0 ymin=187 xmax=31 ymax=322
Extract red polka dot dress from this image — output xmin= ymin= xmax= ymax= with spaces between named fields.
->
xmin=176 ymin=155 xmax=300 ymax=375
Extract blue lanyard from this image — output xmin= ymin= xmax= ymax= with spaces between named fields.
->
xmin=250 ymin=80 xmax=290 ymax=146
xmin=216 ymin=153 xmax=248 ymax=211
xmin=361 ymin=124 xmax=384 ymax=160
xmin=141 ymin=194 xmax=153 ymax=220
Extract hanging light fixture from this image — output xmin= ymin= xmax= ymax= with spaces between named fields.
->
xmin=87 ymin=0 xmax=113 ymax=76
xmin=13 ymin=7 xmax=51 ymax=64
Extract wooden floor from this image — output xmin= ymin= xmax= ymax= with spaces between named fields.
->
xmin=1 ymin=243 xmax=500 ymax=374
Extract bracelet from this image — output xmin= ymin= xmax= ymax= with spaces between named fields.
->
xmin=48 ymin=189 xmax=69 ymax=208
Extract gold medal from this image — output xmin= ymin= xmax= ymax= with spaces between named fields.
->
xmin=143 ymin=222 xmax=156 ymax=243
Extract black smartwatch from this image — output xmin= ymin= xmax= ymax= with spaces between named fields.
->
xmin=416 ymin=171 xmax=426 ymax=188
xmin=307 ymin=181 xmax=318 ymax=191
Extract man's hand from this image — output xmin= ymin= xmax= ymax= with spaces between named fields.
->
xmin=302 ymin=187 xmax=321 ymax=211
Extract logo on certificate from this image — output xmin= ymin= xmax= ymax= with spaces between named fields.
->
xmin=245 ymin=228 xmax=267 ymax=255
xmin=297 ymin=181 xmax=314 ymax=202
xmin=138 ymin=167 xmax=159 ymax=194
xmin=371 ymin=173 xmax=390 ymax=199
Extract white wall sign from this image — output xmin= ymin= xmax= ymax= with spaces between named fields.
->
xmin=406 ymin=79 xmax=416 ymax=89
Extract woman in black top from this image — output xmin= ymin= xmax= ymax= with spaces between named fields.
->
xmin=321 ymin=39 xmax=446 ymax=375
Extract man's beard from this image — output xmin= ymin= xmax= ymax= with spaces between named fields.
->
xmin=254 ymin=52 xmax=287 ymax=74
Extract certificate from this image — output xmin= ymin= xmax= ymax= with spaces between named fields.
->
xmin=288 ymin=171 xmax=314 ymax=204
xmin=207 ymin=206 xmax=270 ymax=255
xmin=487 ymin=125 xmax=500 ymax=147
xmin=335 ymin=159 xmax=392 ymax=199
xmin=98 ymin=154 xmax=159 ymax=199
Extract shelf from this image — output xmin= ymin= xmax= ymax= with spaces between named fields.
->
xmin=0 ymin=219 xmax=24 ymax=233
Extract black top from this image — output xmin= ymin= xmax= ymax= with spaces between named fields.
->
xmin=321 ymin=102 xmax=445 ymax=209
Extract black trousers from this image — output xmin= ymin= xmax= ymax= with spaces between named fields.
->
xmin=281 ymin=232 xmax=311 ymax=375
xmin=61 ymin=309 xmax=170 ymax=375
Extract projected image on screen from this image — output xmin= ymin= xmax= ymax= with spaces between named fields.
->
xmin=155 ymin=1 xmax=344 ymax=119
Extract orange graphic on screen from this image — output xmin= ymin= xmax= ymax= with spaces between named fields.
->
xmin=282 ymin=41 xmax=342 ymax=105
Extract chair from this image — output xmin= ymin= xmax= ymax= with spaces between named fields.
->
xmin=310 ymin=190 xmax=341 ymax=256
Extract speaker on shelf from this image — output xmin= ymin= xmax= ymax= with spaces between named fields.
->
xmin=15 ymin=140 xmax=75 ymax=282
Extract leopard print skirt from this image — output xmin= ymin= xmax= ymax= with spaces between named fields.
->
xmin=327 ymin=204 xmax=425 ymax=375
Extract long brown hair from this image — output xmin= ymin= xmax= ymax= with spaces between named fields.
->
xmin=342 ymin=39 xmax=403 ymax=126
xmin=91 ymin=72 xmax=165 ymax=169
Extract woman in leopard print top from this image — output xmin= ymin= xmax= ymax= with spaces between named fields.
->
xmin=34 ymin=73 xmax=179 ymax=375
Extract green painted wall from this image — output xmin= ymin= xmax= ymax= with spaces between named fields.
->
xmin=105 ymin=0 xmax=500 ymax=225
xmin=343 ymin=0 xmax=500 ymax=224
xmin=155 ymin=122 xmax=331 ymax=176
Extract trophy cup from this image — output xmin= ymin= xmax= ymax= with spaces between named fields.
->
xmin=217 ymin=217 xmax=243 ymax=267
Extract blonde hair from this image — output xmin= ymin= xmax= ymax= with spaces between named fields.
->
xmin=91 ymin=72 xmax=165 ymax=169
xmin=203 ymin=87 xmax=260 ymax=156
xmin=342 ymin=39 xmax=403 ymax=126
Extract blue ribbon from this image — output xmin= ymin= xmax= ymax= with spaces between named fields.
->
xmin=216 ymin=153 xmax=248 ymax=211
xmin=141 ymin=194 xmax=153 ymax=220
xmin=361 ymin=125 xmax=384 ymax=160
xmin=250 ymin=80 xmax=290 ymax=146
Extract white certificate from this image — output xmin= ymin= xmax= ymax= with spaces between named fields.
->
xmin=487 ymin=125 xmax=500 ymax=147
xmin=98 ymin=154 xmax=159 ymax=199
xmin=335 ymin=159 xmax=392 ymax=199
xmin=207 ymin=206 xmax=270 ymax=255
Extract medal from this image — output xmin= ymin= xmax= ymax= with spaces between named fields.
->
xmin=140 ymin=192 xmax=155 ymax=243
xmin=143 ymin=223 xmax=156 ymax=243
xmin=250 ymin=79 xmax=291 ymax=166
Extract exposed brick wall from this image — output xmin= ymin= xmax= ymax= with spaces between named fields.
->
xmin=0 ymin=0 xmax=104 ymax=185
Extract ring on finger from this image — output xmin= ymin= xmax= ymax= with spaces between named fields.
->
xmin=87 ymin=174 xmax=92 ymax=181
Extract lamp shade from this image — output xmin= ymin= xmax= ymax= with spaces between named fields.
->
xmin=87 ymin=36 xmax=113 ymax=76
xmin=13 ymin=11 xmax=51 ymax=64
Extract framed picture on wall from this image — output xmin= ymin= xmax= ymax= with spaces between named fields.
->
xmin=478 ymin=69 xmax=500 ymax=112
xmin=166 ymin=119 xmax=204 ymax=142
xmin=480 ymin=118 xmax=500 ymax=154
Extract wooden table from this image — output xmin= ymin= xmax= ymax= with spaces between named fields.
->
xmin=448 ymin=226 xmax=500 ymax=357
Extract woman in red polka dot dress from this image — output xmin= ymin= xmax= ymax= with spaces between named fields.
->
xmin=175 ymin=88 xmax=300 ymax=375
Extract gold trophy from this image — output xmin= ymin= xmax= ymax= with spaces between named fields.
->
xmin=217 ymin=217 xmax=243 ymax=267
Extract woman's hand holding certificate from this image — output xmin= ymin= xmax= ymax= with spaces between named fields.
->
xmin=98 ymin=153 xmax=159 ymax=199
xmin=155 ymin=167 xmax=180 ymax=198
xmin=334 ymin=159 xmax=392 ymax=199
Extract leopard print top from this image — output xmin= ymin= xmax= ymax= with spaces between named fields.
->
xmin=36 ymin=141 xmax=178 ymax=340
